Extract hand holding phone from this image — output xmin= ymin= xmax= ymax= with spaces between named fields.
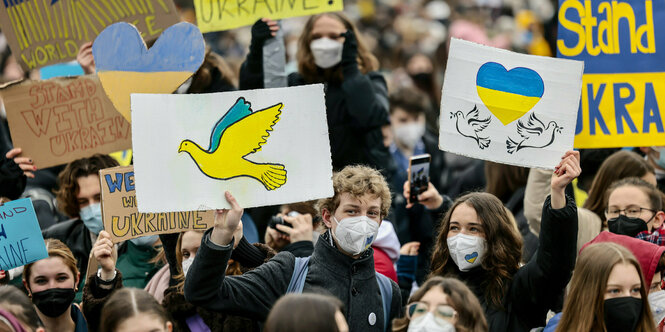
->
xmin=408 ymin=154 xmax=431 ymax=205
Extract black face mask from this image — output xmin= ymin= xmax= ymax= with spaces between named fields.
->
xmin=604 ymin=297 xmax=643 ymax=332
xmin=31 ymin=288 xmax=75 ymax=317
xmin=608 ymin=215 xmax=648 ymax=238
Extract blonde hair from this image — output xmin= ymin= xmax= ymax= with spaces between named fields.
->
xmin=24 ymin=239 xmax=79 ymax=286
xmin=317 ymin=165 xmax=391 ymax=220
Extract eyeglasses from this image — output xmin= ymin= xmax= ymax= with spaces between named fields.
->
xmin=605 ymin=207 xmax=656 ymax=219
xmin=406 ymin=302 xmax=457 ymax=324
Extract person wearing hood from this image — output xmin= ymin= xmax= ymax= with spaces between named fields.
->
xmin=605 ymin=177 xmax=665 ymax=244
xmin=184 ymin=165 xmax=401 ymax=331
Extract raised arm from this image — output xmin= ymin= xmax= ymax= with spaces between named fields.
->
xmin=239 ymin=18 xmax=279 ymax=90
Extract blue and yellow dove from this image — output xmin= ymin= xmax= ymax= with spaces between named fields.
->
xmin=178 ymin=98 xmax=287 ymax=190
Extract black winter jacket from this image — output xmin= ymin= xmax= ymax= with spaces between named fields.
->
xmin=185 ymin=231 xmax=402 ymax=332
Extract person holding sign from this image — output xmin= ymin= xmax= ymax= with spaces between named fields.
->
xmin=0 ymin=147 xmax=36 ymax=200
xmin=185 ymin=165 xmax=401 ymax=331
xmin=22 ymin=239 xmax=87 ymax=332
xmin=426 ymin=151 xmax=580 ymax=332
xmin=239 ymin=14 xmax=394 ymax=178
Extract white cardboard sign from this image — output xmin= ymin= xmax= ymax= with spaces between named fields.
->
xmin=130 ymin=84 xmax=333 ymax=213
xmin=439 ymin=38 xmax=584 ymax=169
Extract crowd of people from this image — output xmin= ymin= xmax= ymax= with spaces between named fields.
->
xmin=1 ymin=0 xmax=665 ymax=331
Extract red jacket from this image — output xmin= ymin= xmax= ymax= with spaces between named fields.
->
xmin=582 ymin=231 xmax=665 ymax=286
xmin=373 ymin=247 xmax=397 ymax=282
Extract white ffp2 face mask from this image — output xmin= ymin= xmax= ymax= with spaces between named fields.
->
xmin=310 ymin=37 xmax=343 ymax=69
xmin=394 ymin=122 xmax=426 ymax=149
xmin=649 ymin=289 xmax=665 ymax=325
xmin=332 ymin=215 xmax=380 ymax=255
xmin=407 ymin=312 xmax=456 ymax=332
xmin=181 ymin=257 xmax=194 ymax=277
xmin=447 ymin=233 xmax=486 ymax=272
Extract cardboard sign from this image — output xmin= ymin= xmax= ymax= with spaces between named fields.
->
xmin=0 ymin=75 xmax=132 ymax=169
xmin=194 ymin=0 xmax=343 ymax=32
xmin=0 ymin=0 xmax=179 ymax=71
xmin=558 ymin=0 xmax=665 ymax=148
xmin=0 ymin=198 xmax=48 ymax=271
xmin=93 ymin=22 xmax=205 ymax=122
xmin=439 ymin=38 xmax=584 ymax=169
xmin=99 ymin=165 xmax=215 ymax=243
xmin=130 ymin=84 xmax=333 ymax=213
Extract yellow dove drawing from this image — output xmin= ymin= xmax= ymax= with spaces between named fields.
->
xmin=178 ymin=97 xmax=287 ymax=190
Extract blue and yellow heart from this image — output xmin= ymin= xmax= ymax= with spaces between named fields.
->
xmin=476 ymin=62 xmax=544 ymax=125
xmin=465 ymin=252 xmax=478 ymax=263
xmin=93 ymin=22 xmax=205 ymax=122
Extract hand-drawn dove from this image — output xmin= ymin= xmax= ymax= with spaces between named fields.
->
xmin=506 ymin=112 xmax=562 ymax=154
xmin=450 ymin=105 xmax=492 ymax=149
xmin=178 ymin=97 xmax=287 ymax=190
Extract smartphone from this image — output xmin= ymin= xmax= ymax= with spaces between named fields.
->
xmin=269 ymin=211 xmax=300 ymax=234
xmin=408 ymin=154 xmax=431 ymax=204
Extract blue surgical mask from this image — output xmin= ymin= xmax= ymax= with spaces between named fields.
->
xmin=130 ymin=235 xmax=159 ymax=248
xmin=80 ymin=203 xmax=103 ymax=235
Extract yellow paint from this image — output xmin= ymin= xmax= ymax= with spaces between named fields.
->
xmin=99 ymin=0 xmax=120 ymax=20
xmin=43 ymin=0 xmax=56 ymax=40
xmin=31 ymin=0 xmax=47 ymax=40
xmin=195 ymin=0 xmax=343 ymax=32
xmin=76 ymin=1 xmax=97 ymax=37
xmin=179 ymin=103 xmax=287 ymax=190
xmin=81 ymin=0 xmax=107 ymax=28
xmin=98 ymin=71 xmax=194 ymax=122
xmin=476 ymin=86 xmax=542 ymax=125
xmin=575 ymin=72 xmax=665 ymax=148
xmin=558 ymin=0 xmax=655 ymax=56
xmin=110 ymin=150 xmax=133 ymax=166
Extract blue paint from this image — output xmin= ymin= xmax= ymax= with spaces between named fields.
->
xmin=93 ymin=22 xmax=205 ymax=73
xmin=0 ymin=198 xmax=48 ymax=271
xmin=613 ymin=83 xmax=638 ymax=134
xmin=105 ymin=171 xmax=136 ymax=192
xmin=476 ymin=62 xmax=544 ymax=97
xmin=643 ymin=83 xmax=663 ymax=133
xmin=208 ymin=98 xmax=252 ymax=152
xmin=39 ymin=62 xmax=84 ymax=79
xmin=587 ymin=83 xmax=610 ymax=135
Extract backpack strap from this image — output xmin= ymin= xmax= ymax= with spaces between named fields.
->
xmin=286 ymin=256 xmax=311 ymax=294
xmin=375 ymin=272 xmax=393 ymax=332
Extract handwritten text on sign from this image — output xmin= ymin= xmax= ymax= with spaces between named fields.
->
xmin=557 ymin=0 xmax=665 ymax=148
xmin=194 ymin=0 xmax=343 ymax=32
xmin=0 ymin=0 xmax=179 ymax=70
xmin=0 ymin=75 xmax=132 ymax=168
xmin=100 ymin=166 xmax=215 ymax=243
xmin=0 ymin=199 xmax=48 ymax=271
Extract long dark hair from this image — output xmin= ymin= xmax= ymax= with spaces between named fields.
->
xmin=429 ymin=192 xmax=522 ymax=309
xmin=100 ymin=288 xmax=171 ymax=332
xmin=392 ymin=277 xmax=487 ymax=332
xmin=264 ymin=293 xmax=345 ymax=332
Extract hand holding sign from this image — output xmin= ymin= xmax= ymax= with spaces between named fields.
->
xmin=550 ymin=150 xmax=581 ymax=209
xmin=92 ymin=231 xmax=116 ymax=280
xmin=6 ymin=148 xmax=36 ymax=178
xmin=210 ymin=192 xmax=244 ymax=246
xmin=77 ymin=42 xmax=96 ymax=75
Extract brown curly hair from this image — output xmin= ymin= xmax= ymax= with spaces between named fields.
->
xmin=429 ymin=192 xmax=522 ymax=309
xmin=317 ymin=165 xmax=392 ymax=220
xmin=296 ymin=12 xmax=379 ymax=84
xmin=55 ymin=154 xmax=119 ymax=218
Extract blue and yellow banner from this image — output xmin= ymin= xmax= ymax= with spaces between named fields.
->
xmin=558 ymin=0 xmax=665 ymax=147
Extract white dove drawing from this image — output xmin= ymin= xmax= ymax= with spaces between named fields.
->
xmin=506 ymin=112 xmax=563 ymax=154
xmin=450 ymin=105 xmax=492 ymax=149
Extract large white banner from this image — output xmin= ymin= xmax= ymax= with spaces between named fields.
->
xmin=131 ymin=84 xmax=333 ymax=213
xmin=439 ymin=38 xmax=584 ymax=169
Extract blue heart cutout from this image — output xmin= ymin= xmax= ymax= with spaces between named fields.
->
xmin=93 ymin=22 xmax=205 ymax=73
xmin=464 ymin=252 xmax=479 ymax=263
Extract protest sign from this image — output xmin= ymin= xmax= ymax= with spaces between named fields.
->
xmin=93 ymin=22 xmax=205 ymax=122
xmin=194 ymin=0 xmax=343 ymax=32
xmin=558 ymin=0 xmax=665 ymax=148
xmin=0 ymin=75 xmax=132 ymax=169
xmin=130 ymin=84 xmax=333 ymax=213
xmin=0 ymin=198 xmax=48 ymax=271
xmin=439 ymin=38 xmax=584 ymax=169
xmin=0 ymin=0 xmax=179 ymax=71
xmin=99 ymin=165 xmax=215 ymax=242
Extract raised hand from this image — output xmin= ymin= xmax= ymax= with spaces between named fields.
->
xmin=403 ymin=181 xmax=443 ymax=210
xmin=76 ymin=42 xmax=95 ymax=74
xmin=550 ymin=150 xmax=581 ymax=209
xmin=400 ymin=241 xmax=420 ymax=256
xmin=278 ymin=213 xmax=314 ymax=243
xmin=92 ymin=231 xmax=115 ymax=280
xmin=6 ymin=148 xmax=36 ymax=178
xmin=265 ymin=225 xmax=290 ymax=251
xmin=340 ymin=30 xmax=358 ymax=68
xmin=250 ymin=18 xmax=279 ymax=51
xmin=210 ymin=191 xmax=244 ymax=246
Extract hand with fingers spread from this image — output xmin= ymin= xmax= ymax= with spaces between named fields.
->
xmin=551 ymin=150 xmax=581 ymax=209
xmin=278 ymin=213 xmax=314 ymax=244
xmin=6 ymin=148 xmax=36 ymax=178
xmin=211 ymin=191 xmax=244 ymax=246
xmin=403 ymin=181 xmax=443 ymax=210
xmin=76 ymin=42 xmax=96 ymax=74
xmin=92 ymin=231 xmax=115 ymax=280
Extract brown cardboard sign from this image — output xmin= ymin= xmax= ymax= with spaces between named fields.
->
xmin=0 ymin=0 xmax=179 ymax=71
xmin=100 ymin=165 xmax=215 ymax=243
xmin=0 ymin=75 xmax=131 ymax=168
